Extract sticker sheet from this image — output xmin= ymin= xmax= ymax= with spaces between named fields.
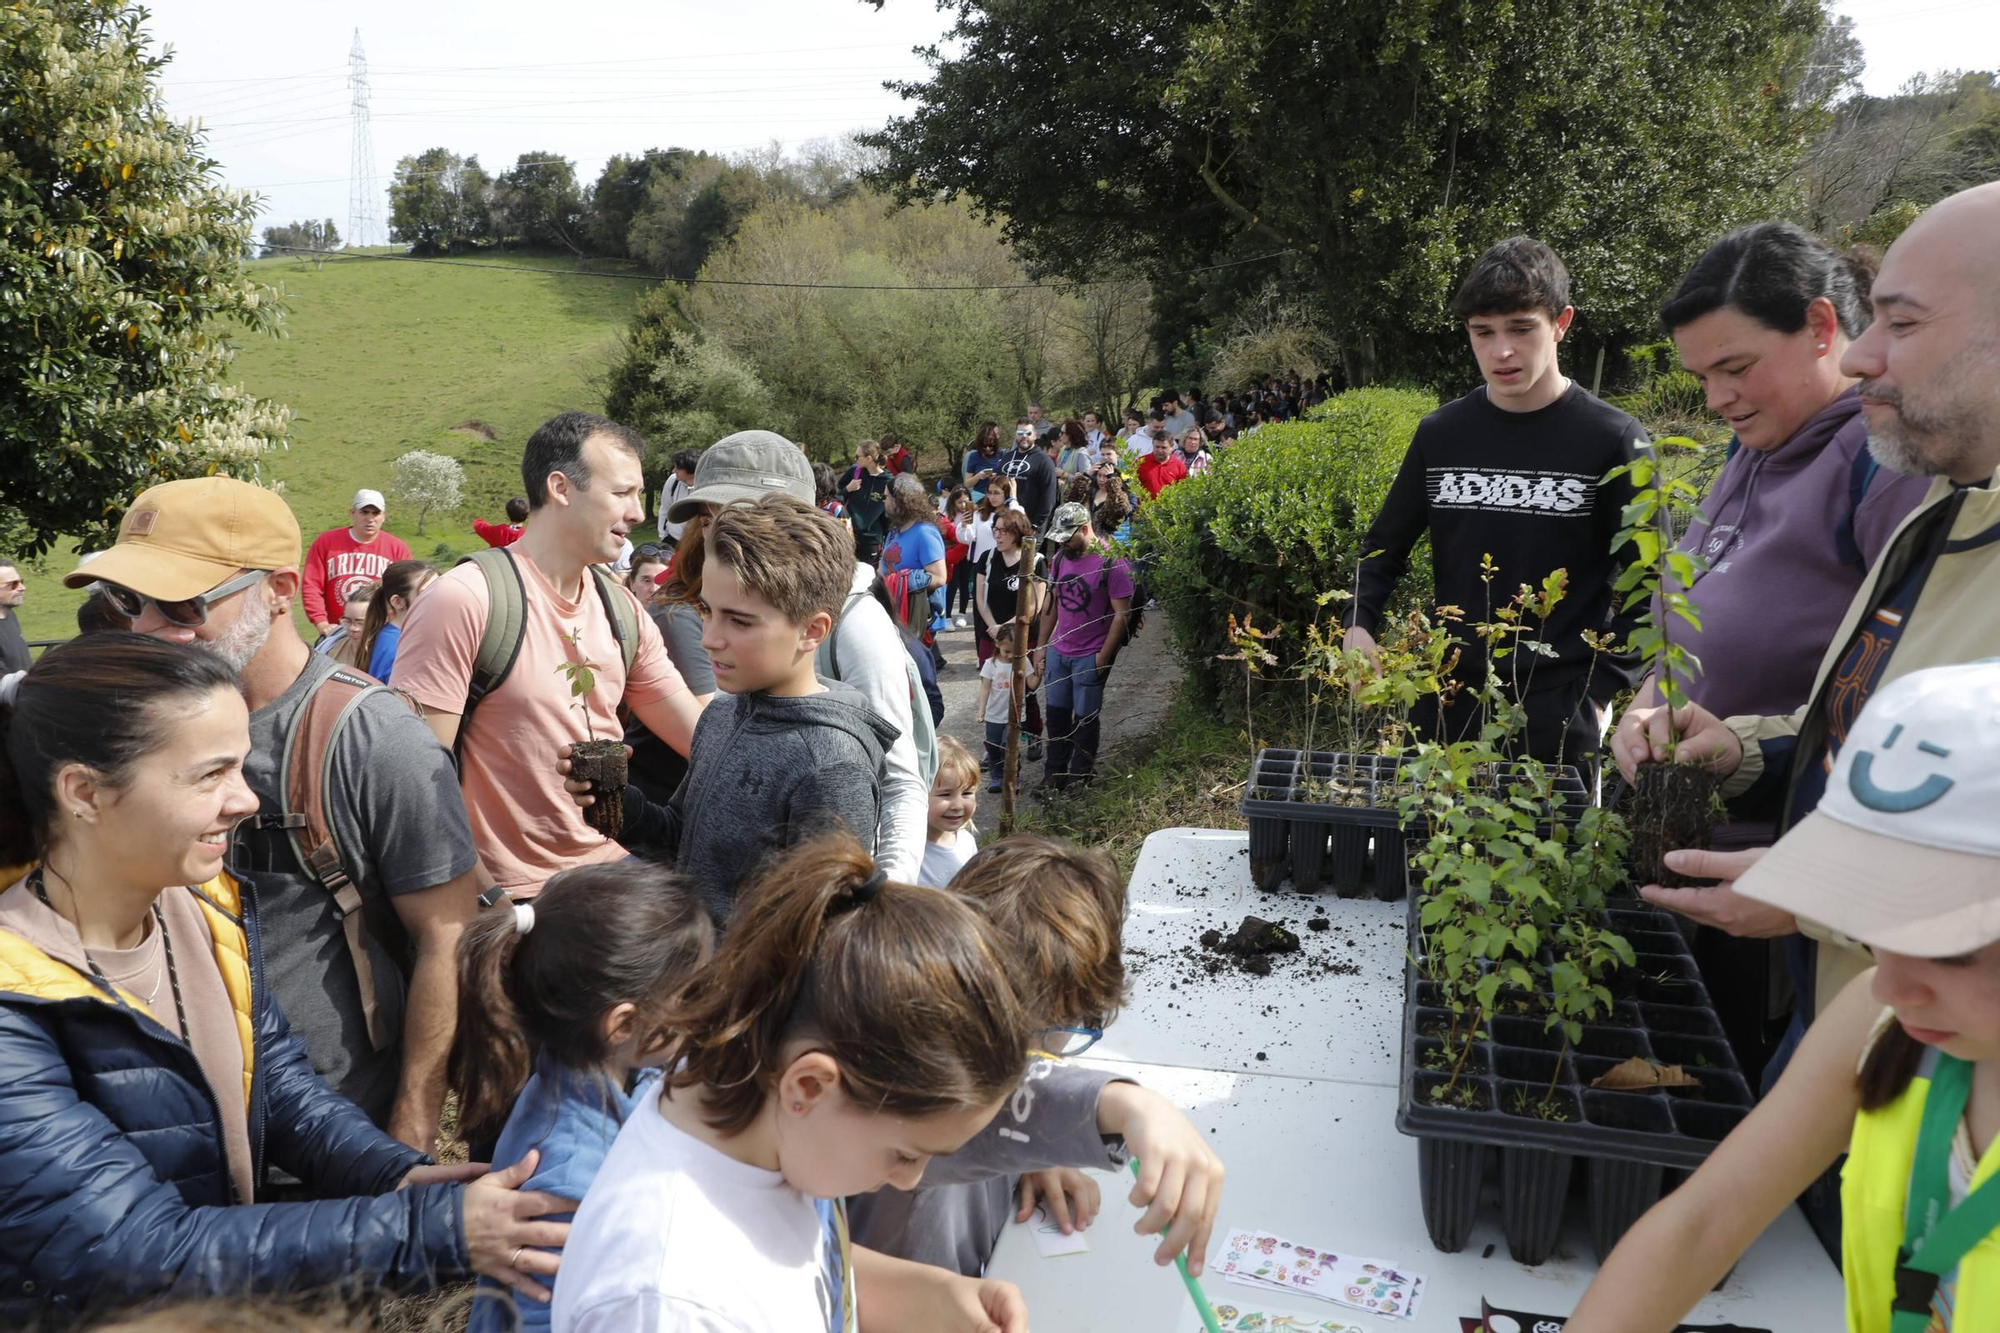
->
xmin=1185 ymin=1304 xmax=1372 ymax=1333
xmin=1215 ymin=1228 xmax=1424 ymax=1320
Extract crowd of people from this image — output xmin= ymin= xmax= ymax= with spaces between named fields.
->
xmin=0 ymin=176 xmax=1994 ymax=1333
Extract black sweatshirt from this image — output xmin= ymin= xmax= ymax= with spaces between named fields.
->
xmin=1350 ymin=383 xmax=1645 ymax=699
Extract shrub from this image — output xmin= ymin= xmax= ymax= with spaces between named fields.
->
xmin=391 ymin=449 xmax=464 ymax=534
xmin=1134 ymin=387 xmax=1436 ymax=706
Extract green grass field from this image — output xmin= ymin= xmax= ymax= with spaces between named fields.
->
xmin=12 ymin=250 xmax=645 ymax=643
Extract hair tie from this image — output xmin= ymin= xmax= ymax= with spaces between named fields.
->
xmin=852 ymin=869 xmax=887 ymax=904
xmin=513 ymin=902 xmax=536 ymax=935
xmin=0 ymin=671 xmax=23 ymax=709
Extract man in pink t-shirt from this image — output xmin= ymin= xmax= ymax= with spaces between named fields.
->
xmin=302 ymin=488 xmax=414 ymax=636
xmin=393 ymin=413 xmax=702 ymax=895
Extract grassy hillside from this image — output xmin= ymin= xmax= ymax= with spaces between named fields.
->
xmin=12 ymin=251 xmax=644 ymax=644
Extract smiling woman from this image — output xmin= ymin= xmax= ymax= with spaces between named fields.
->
xmin=0 ymin=633 xmax=563 ymax=1326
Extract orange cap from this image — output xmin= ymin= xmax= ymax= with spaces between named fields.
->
xmin=64 ymin=477 xmax=301 ymax=601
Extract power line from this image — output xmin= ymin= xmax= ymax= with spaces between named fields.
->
xmin=257 ymin=245 xmax=1291 ymax=292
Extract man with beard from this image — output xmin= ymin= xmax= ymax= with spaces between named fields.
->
xmin=66 ymin=478 xmax=482 ymax=1156
xmin=1031 ymin=503 xmax=1132 ymax=792
xmin=1614 ymin=180 xmax=2000 ymax=1042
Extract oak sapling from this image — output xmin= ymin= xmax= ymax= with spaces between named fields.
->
xmin=1607 ymin=441 xmax=1720 ymax=887
xmin=556 ymin=628 xmax=626 ymax=836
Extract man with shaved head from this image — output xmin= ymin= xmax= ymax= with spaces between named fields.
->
xmin=1613 ymin=180 xmax=2000 ymax=1043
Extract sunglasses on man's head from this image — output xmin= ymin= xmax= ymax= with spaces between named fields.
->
xmin=98 ymin=568 xmax=268 ymax=627
xmin=632 ymin=543 xmax=666 ymax=561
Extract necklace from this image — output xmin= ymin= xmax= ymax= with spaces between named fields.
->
xmin=30 ymin=868 xmax=189 ymax=1045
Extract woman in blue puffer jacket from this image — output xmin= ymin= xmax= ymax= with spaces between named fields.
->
xmin=0 ymin=635 xmax=569 ymax=1327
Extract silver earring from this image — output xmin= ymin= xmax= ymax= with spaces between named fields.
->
xmin=1816 ymin=342 xmax=1827 ymax=350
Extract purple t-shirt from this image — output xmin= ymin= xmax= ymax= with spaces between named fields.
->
xmin=1047 ymin=550 xmax=1135 ymax=658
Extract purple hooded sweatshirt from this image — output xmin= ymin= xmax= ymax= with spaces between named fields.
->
xmin=1663 ymin=388 xmax=1930 ymax=722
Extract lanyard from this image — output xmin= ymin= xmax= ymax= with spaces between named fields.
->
xmin=1892 ymin=1054 xmax=2000 ymax=1331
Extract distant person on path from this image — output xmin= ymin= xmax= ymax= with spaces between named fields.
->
xmin=962 ymin=421 xmax=1005 ymax=502
xmin=879 ymin=474 xmax=949 ymax=635
xmin=302 ymin=489 xmax=413 ymax=639
xmin=1056 ymin=420 xmax=1095 ymax=479
xmin=357 ymin=559 xmax=440 ymax=683
xmin=997 ymin=418 xmax=1061 ymax=533
xmin=1173 ymin=425 xmax=1213 ymax=478
xmin=315 ymin=582 xmax=376 ymax=671
xmin=1136 ymin=428 xmax=1189 ymax=498
xmin=843 ymin=440 xmax=894 ymax=565
xmin=393 ymin=411 xmax=700 ymax=899
xmin=880 ymin=431 xmax=915 ymax=476
xmin=1159 ymin=391 xmax=1197 ymax=438
xmin=655 ymin=450 xmax=699 ymax=547
xmin=1034 ymin=503 xmax=1132 ymax=792
xmin=474 ymin=497 xmax=530 ymax=549
xmin=1026 ymin=401 xmax=1058 ymax=443
xmin=0 ymin=559 xmax=30 ymax=672
xmin=1346 ymin=235 xmax=1644 ymax=774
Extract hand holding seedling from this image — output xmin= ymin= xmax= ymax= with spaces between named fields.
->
xmin=1640 ymin=846 xmax=1796 ymax=937
xmin=556 ymin=742 xmax=635 ymax=809
xmin=1611 ymin=701 xmax=1743 ymax=784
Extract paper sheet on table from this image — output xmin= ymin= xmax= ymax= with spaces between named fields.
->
xmin=1185 ymin=1302 xmax=1371 ymax=1333
xmin=1027 ymin=1203 xmax=1091 ymax=1257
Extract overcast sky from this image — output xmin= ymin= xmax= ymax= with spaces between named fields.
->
xmin=143 ymin=0 xmax=2000 ymax=242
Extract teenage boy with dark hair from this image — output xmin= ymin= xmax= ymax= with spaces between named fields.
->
xmin=1345 ymin=236 xmax=1644 ymax=774
xmin=597 ymin=493 xmax=897 ymax=919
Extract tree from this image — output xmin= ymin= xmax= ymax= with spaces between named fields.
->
xmin=0 ymin=0 xmax=292 ymax=555
xmin=865 ymin=0 xmax=1828 ymax=386
xmin=387 ymin=148 xmax=492 ymax=254
xmin=681 ymin=192 xmax=1082 ymax=466
xmin=261 ymin=218 xmax=342 ymax=267
xmin=1051 ymin=275 xmax=1156 ymax=421
xmin=391 ymin=450 xmax=463 ymax=534
xmin=493 ymin=152 xmax=586 ymax=253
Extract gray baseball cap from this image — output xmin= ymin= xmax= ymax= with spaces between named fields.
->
xmin=666 ymin=430 xmax=813 ymax=524
xmin=1045 ymin=501 xmax=1091 ymax=544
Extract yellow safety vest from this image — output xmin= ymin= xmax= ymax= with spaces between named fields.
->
xmin=1842 ymin=1048 xmax=2000 ymax=1332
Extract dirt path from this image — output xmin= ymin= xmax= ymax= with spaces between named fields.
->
xmin=931 ymin=617 xmax=1180 ymax=836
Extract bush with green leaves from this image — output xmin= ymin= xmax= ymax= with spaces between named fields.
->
xmin=1136 ymin=387 xmax=1436 ymax=707
xmin=391 ymin=450 xmax=464 ymax=535
xmin=0 ymin=0 xmax=292 ymax=555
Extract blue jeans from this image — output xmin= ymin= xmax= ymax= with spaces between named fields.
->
xmin=1042 ymin=647 xmax=1105 ymax=785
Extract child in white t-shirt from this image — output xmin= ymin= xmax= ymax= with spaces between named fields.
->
xmin=552 ymin=834 xmax=1036 ymax=1333
xmin=919 ymin=737 xmax=980 ymax=888
xmin=975 ymin=640 xmax=1038 ymax=794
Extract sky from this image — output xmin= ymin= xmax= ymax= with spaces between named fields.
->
xmin=141 ymin=0 xmax=2000 ymax=242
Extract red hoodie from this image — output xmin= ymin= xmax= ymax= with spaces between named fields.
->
xmin=302 ymin=526 xmax=412 ymax=626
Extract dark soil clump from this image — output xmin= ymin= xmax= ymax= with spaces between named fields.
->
xmin=569 ymin=739 xmax=629 ymax=836
xmin=1197 ymin=914 xmax=1303 ymax=978
xmin=1627 ymin=762 xmax=1720 ymax=887
xmin=1308 ymin=917 xmax=1331 ymax=932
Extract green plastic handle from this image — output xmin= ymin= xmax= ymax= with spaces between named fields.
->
xmin=1129 ymin=1155 xmax=1225 ymax=1333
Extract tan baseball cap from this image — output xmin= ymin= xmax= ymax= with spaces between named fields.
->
xmin=1735 ymin=660 xmax=2000 ymax=957
xmin=64 ymin=477 xmax=301 ymax=601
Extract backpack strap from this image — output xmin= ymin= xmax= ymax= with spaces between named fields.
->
xmin=589 ymin=563 xmax=641 ymax=680
xmin=819 ymin=587 xmax=872 ymax=682
xmin=277 ymin=665 xmax=395 ymax=1052
xmin=453 ymin=548 xmax=529 ymax=758
xmin=1835 ymin=447 xmax=1884 ymax=573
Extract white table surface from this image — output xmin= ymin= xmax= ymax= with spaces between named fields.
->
xmin=983 ymin=828 xmax=1844 ymax=1332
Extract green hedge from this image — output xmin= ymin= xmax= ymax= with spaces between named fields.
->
xmin=1134 ymin=387 xmax=1437 ymax=705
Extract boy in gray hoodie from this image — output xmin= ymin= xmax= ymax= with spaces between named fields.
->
xmin=609 ymin=494 xmax=897 ymax=919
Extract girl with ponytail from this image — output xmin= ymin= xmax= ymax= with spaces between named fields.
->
xmin=552 ymin=833 xmax=1037 ymax=1333
xmin=451 ymin=860 xmax=713 ymax=1333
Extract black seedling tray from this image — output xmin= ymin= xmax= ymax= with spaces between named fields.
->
xmin=1242 ymin=749 xmax=1588 ymax=901
xmin=1397 ymin=897 xmax=1752 ymax=1264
